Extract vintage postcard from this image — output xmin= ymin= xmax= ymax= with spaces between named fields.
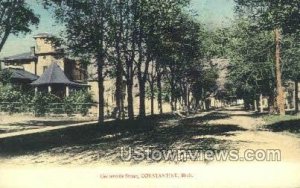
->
xmin=0 ymin=0 xmax=299 ymax=187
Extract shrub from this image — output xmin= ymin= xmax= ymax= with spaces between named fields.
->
xmin=64 ymin=90 xmax=93 ymax=116
xmin=0 ymin=85 xmax=23 ymax=113
xmin=0 ymin=84 xmax=93 ymax=116
xmin=32 ymin=92 xmax=61 ymax=116
xmin=0 ymin=69 xmax=12 ymax=85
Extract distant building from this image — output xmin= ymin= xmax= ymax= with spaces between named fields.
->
xmin=0 ymin=33 xmax=88 ymax=96
xmin=0 ymin=33 xmax=171 ymax=117
xmin=1 ymin=33 xmax=87 ymax=83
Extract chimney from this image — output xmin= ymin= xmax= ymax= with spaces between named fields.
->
xmin=30 ymin=46 xmax=35 ymax=56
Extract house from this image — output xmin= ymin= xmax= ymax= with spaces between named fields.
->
xmin=0 ymin=33 xmax=171 ymax=117
xmin=0 ymin=33 xmax=88 ymax=96
xmin=1 ymin=33 xmax=87 ymax=82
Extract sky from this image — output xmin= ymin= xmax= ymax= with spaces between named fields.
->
xmin=0 ymin=0 xmax=235 ymax=57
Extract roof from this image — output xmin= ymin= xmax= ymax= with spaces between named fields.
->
xmin=1 ymin=52 xmax=37 ymax=61
xmin=33 ymin=33 xmax=54 ymax=38
xmin=6 ymin=68 xmax=38 ymax=81
xmin=31 ymin=63 xmax=80 ymax=86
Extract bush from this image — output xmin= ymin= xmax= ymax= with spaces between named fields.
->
xmin=0 ymin=85 xmax=22 ymax=102
xmin=0 ymin=69 xmax=12 ymax=85
xmin=0 ymin=84 xmax=93 ymax=116
xmin=0 ymin=85 xmax=29 ymax=113
xmin=64 ymin=90 xmax=93 ymax=116
xmin=32 ymin=92 xmax=61 ymax=116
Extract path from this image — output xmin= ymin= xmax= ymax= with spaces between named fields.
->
xmin=0 ymin=106 xmax=300 ymax=165
xmin=204 ymin=106 xmax=300 ymax=162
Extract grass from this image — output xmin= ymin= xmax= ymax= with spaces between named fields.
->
xmin=263 ymin=114 xmax=300 ymax=134
xmin=263 ymin=114 xmax=300 ymax=124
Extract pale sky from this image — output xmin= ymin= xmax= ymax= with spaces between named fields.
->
xmin=0 ymin=0 xmax=235 ymax=57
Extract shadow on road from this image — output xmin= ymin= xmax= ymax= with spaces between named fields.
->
xmin=265 ymin=120 xmax=300 ymax=134
xmin=0 ymin=112 xmax=248 ymax=164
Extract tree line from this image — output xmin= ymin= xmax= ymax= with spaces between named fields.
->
xmin=212 ymin=0 xmax=300 ymax=115
xmin=41 ymin=0 xmax=219 ymax=122
xmin=2 ymin=0 xmax=298 ymax=122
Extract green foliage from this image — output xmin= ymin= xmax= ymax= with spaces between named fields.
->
xmin=0 ymin=84 xmax=34 ymax=113
xmin=43 ymin=0 xmax=208 ymax=115
xmin=0 ymin=69 xmax=12 ymax=85
xmin=263 ymin=114 xmax=300 ymax=125
xmin=0 ymin=0 xmax=39 ymax=52
xmin=224 ymin=19 xmax=276 ymax=107
xmin=64 ymin=90 xmax=93 ymax=116
xmin=32 ymin=92 xmax=61 ymax=116
xmin=235 ymin=0 xmax=300 ymax=34
xmin=189 ymin=61 xmax=218 ymax=101
xmin=281 ymin=33 xmax=300 ymax=81
xmin=0 ymin=85 xmax=21 ymax=102
xmin=0 ymin=85 xmax=93 ymax=116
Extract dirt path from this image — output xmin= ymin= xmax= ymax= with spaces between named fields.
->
xmin=1 ymin=106 xmax=300 ymax=166
xmin=205 ymin=106 xmax=300 ymax=162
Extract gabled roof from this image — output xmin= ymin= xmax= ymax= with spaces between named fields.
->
xmin=1 ymin=52 xmax=37 ymax=61
xmin=7 ymin=68 xmax=38 ymax=81
xmin=31 ymin=63 xmax=79 ymax=86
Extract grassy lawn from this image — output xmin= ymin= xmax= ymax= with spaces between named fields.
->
xmin=263 ymin=114 xmax=300 ymax=134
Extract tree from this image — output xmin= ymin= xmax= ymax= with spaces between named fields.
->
xmin=132 ymin=0 xmax=191 ymax=117
xmin=0 ymin=0 xmax=39 ymax=53
xmin=45 ymin=0 xmax=208 ymax=121
xmin=225 ymin=19 xmax=276 ymax=112
xmin=235 ymin=0 xmax=300 ymax=115
xmin=281 ymin=33 xmax=300 ymax=112
xmin=45 ymin=0 xmax=111 ymax=123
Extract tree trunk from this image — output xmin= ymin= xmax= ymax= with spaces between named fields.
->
xmin=295 ymin=80 xmax=299 ymax=113
xmin=157 ymin=73 xmax=163 ymax=114
xmin=170 ymin=84 xmax=176 ymax=112
xmin=203 ymin=100 xmax=207 ymax=111
xmin=138 ymin=80 xmax=146 ymax=117
xmin=97 ymin=57 xmax=105 ymax=123
xmin=268 ymin=90 xmax=276 ymax=114
xmin=115 ymin=35 xmax=123 ymax=120
xmin=259 ymin=93 xmax=263 ymax=113
xmin=254 ymin=100 xmax=257 ymax=112
xmin=274 ymin=28 xmax=285 ymax=115
xmin=187 ymin=86 xmax=191 ymax=113
xmin=150 ymin=82 xmax=154 ymax=115
xmin=127 ymin=80 xmax=134 ymax=120
xmin=0 ymin=30 xmax=10 ymax=53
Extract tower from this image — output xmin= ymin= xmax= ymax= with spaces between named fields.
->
xmin=33 ymin=33 xmax=65 ymax=76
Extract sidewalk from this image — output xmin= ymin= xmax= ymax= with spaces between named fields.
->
xmin=0 ymin=120 xmax=100 ymax=139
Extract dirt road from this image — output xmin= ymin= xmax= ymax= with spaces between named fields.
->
xmin=204 ymin=106 xmax=300 ymax=162
xmin=0 ymin=106 xmax=300 ymax=165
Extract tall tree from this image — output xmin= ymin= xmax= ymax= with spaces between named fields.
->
xmin=45 ymin=0 xmax=111 ymax=123
xmin=235 ymin=0 xmax=300 ymax=115
xmin=225 ymin=19 xmax=276 ymax=112
xmin=0 ymin=0 xmax=39 ymax=53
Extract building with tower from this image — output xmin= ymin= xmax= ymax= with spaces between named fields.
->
xmin=0 ymin=33 xmax=88 ymax=97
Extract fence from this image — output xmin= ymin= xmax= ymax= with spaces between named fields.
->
xmin=0 ymin=102 xmax=96 ymax=116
